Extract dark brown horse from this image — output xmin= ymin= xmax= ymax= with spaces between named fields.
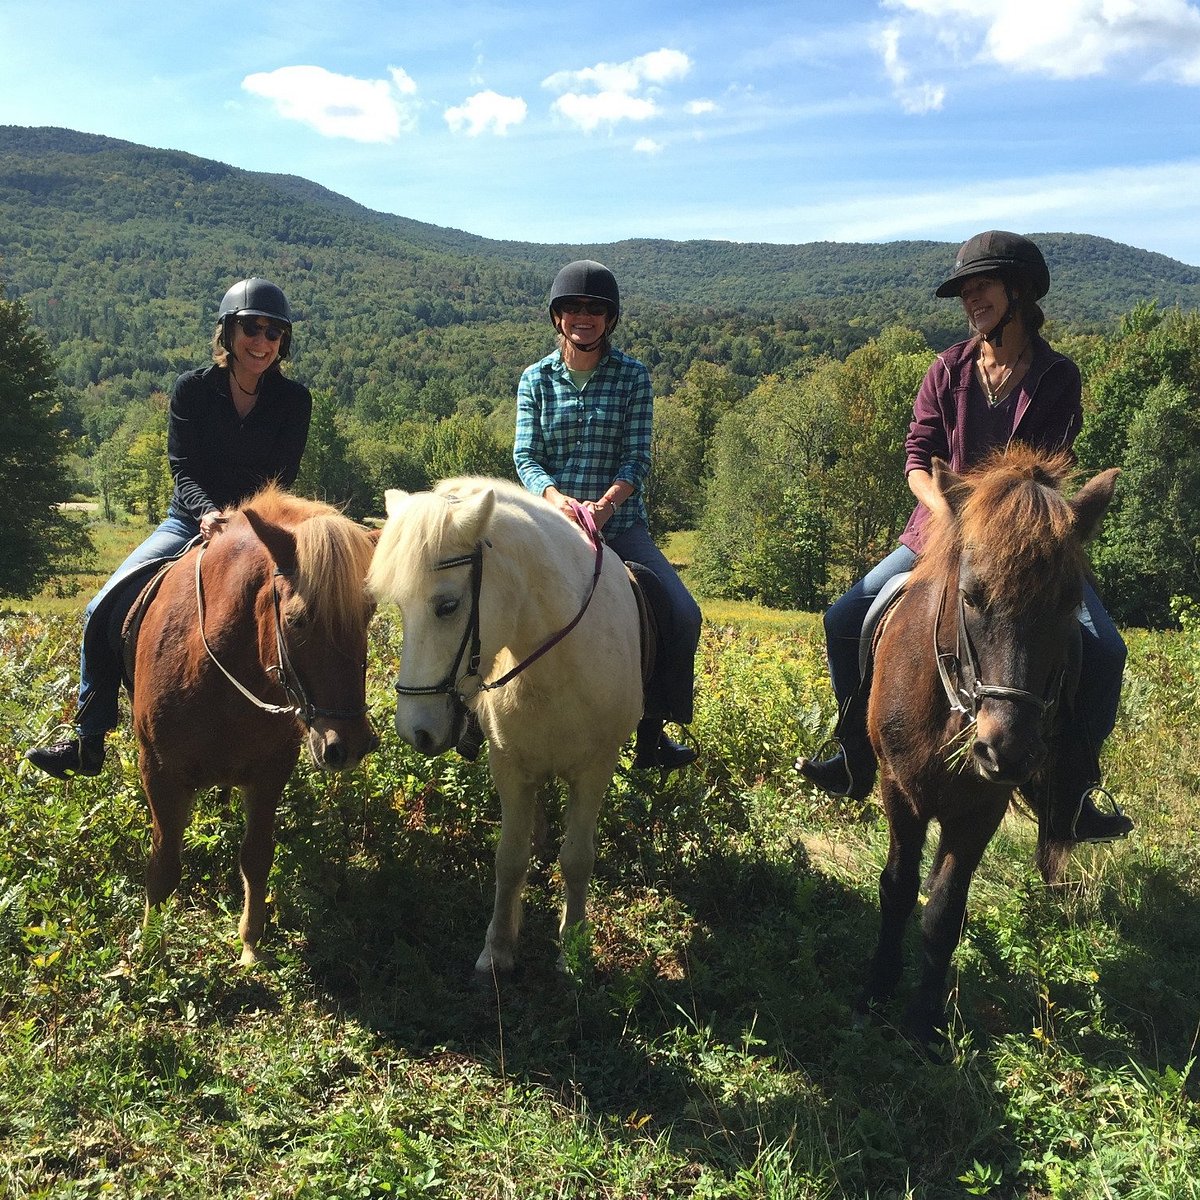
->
xmin=863 ymin=446 xmax=1118 ymax=1041
xmin=131 ymin=485 xmax=378 ymax=964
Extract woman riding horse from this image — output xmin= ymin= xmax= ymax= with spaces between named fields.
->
xmin=26 ymin=278 xmax=312 ymax=780
xmin=514 ymin=260 xmax=702 ymax=772
xmin=797 ymin=231 xmax=1133 ymax=846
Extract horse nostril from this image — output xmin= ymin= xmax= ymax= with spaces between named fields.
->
xmin=323 ymin=741 xmax=347 ymax=770
xmin=414 ymin=729 xmax=434 ymax=755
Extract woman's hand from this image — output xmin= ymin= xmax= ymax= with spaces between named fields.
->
xmin=543 ymin=487 xmax=582 ymax=524
xmin=586 ymin=498 xmax=615 ymax=530
xmin=200 ymin=511 xmax=229 ymax=541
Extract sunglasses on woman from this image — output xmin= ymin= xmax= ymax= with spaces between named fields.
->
xmin=236 ymin=316 xmax=287 ymax=341
xmin=556 ymin=300 xmax=611 ymax=316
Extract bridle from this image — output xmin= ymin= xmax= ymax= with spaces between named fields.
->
xmin=933 ymin=581 xmax=1065 ymax=724
xmin=392 ymin=500 xmax=605 ymax=726
xmin=194 ymin=542 xmax=367 ymax=727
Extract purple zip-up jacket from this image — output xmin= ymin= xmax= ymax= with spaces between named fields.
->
xmin=899 ymin=334 xmax=1082 ymax=553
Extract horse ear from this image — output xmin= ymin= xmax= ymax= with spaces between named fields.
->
xmin=932 ymin=458 xmax=968 ymax=516
xmin=243 ymin=506 xmax=298 ymax=573
xmin=453 ymin=488 xmax=497 ymax=544
xmin=1070 ymin=467 xmax=1120 ymax=543
xmin=384 ymin=489 xmax=410 ymax=519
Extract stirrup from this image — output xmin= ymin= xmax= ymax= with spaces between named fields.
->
xmin=1071 ymin=785 xmax=1134 ymax=844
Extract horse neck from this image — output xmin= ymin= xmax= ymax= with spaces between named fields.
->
xmin=202 ymin=535 xmax=278 ymax=680
xmin=479 ymin=505 xmax=593 ymax=662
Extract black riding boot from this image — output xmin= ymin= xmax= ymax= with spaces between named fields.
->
xmin=25 ymin=734 xmax=106 ymax=780
xmin=633 ymin=717 xmax=696 ymax=772
xmin=1042 ymin=727 xmax=1133 ymax=843
xmin=796 ymin=687 xmax=877 ymax=802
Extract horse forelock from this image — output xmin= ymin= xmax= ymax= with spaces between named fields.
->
xmin=230 ymin=485 xmax=372 ymax=642
xmin=919 ymin=448 xmax=1084 ymax=610
xmin=368 ymin=490 xmax=464 ymax=605
xmin=292 ymin=514 xmax=376 ymax=642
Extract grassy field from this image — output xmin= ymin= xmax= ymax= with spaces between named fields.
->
xmin=1 ymin=519 xmax=1198 ymax=1198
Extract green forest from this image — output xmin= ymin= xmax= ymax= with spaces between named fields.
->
xmin=4 ymin=125 xmax=1200 ymax=626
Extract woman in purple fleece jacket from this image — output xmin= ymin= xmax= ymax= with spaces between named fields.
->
xmin=797 ymin=231 xmax=1132 ymax=845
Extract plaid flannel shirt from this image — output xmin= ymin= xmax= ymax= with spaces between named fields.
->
xmin=513 ymin=347 xmax=652 ymax=537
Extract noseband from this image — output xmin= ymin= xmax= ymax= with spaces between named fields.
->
xmin=933 ymin=582 xmax=1064 ymax=723
xmin=393 ymin=500 xmax=605 ymax=721
xmin=195 ymin=542 xmax=367 ymax=728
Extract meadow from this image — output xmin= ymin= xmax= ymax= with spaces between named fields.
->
xmin=1 ymin=521 xmax=1198 ymax=1199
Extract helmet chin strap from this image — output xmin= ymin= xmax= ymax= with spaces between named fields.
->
xmin=981 ymin=282 xmax=1018 ymax=347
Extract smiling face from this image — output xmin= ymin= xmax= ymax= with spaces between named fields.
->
xmin=230 ymin=316 xmax=284 ymax=380
xmin=553 ymin=297 xmax=613 ymax=354
xmin=958 ymin=275 xmax=1017 ymax=339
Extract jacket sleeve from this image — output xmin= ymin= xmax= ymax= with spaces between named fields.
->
xmin=615 ymin=358 xmax=653 ymax=489
xmin=274 ymin=382 xmax=312 ymax=488
xmin=513 ymin=366 xmax=557 ymax=497
xmin=166 ymin=372 xmax=219 ymax=519
xmin=904 ymin=355 xmax=953 ymax=477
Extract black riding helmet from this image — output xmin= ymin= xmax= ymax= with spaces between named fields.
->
xmin=548 ymin=260 xmax=621 ymax=328
xmin=935 ymin=231 xmax=1050 ymax=300
xmin=936 ymin=231 xmax=1049 ymax=346
xmin=218 ymin=277 xmax=294 ymax=359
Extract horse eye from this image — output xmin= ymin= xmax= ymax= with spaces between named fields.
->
xmin=287 ymin=608 xmax=309 ymax=630
xmin=435 ymin=597 xmax=460 ymax=619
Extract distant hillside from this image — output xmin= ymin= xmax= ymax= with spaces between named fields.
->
xmin=2 ymin=124 xmax=1199 ymax=415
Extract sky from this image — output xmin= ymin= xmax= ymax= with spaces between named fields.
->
xmin=2 ymin=0 xmax=1200 ymax=264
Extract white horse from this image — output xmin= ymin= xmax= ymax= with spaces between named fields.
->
xmin=367 ymin=476 xmax=643 ymax=974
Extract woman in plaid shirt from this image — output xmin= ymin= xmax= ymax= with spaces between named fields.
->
xmin=515 ymin=260 xmax=701 ymax=772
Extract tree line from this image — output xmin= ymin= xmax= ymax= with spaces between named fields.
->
xmin=4 ymin=288 xmax=1199 ymax=630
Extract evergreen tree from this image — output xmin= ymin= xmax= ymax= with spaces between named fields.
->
xmin=0 ymin=299 xmax=92 ymax=597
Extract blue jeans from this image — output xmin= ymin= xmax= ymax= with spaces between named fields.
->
xmin=823 ymin=546 xmax=1125 ymax=752
xmin=607 ymin=521 xmax=701 ymax=725
xmin=77 ymin=510 xmax=200 ymax=737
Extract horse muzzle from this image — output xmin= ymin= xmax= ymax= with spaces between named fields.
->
xmin=306 ymin=719 xmax=379 ymax=772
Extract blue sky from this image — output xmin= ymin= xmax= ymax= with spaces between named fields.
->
xmin=3 ymin=0 xmax=1200 ymax=264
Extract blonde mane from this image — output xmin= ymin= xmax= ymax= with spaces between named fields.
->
xmin=237 ymin=483 xmax=376 ymax=643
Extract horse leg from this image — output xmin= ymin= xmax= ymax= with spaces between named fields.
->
xmin=861 ymin=779 xmax=928 ymax=1014
xmin=907 ymin=798 xmax=1007 ymax=1041
xmin=557 ymin=756 xmax=618 ymax=971
xmin=141 ymin=764 xmax=195 ymax=960
xmin=237 ymin=781 xmax=284 ymax=966
xmin=476 ymin=756 xmax=537 ymax=975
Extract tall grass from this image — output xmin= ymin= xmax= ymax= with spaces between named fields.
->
xmin=1 ymin=542 xmax=1198 ymax=1197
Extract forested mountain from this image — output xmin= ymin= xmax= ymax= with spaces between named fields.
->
xmin=3 ymin=123 xmax=1200 ymax=418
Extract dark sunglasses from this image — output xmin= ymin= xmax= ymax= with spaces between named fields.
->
xmin=555 ymin=299 xmax=611 ymax=316
xmin=235 ymin=316 xmax=287 ymax=341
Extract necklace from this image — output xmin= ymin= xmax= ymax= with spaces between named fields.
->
xmin=230 ymin=368 xmax=261 ymax=397
xmin=978 ymin=341 xmax=1027 ymax=407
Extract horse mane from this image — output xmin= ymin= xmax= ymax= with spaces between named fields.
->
xmin=369 ymin=475 xmax=561 ymax=601
xmin=235 ymin=483 xmax=375 ymax=642
xmin=917 ymin=446 xmax=1085 ymax=611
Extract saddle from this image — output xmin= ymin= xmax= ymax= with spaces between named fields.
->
xmin=858 ymin=571 xmax=911 ymax=682
xmin=81 ymin=546 xmax=194 ymax=702
xmin=625 ymin=561 xmax=674 ymax=719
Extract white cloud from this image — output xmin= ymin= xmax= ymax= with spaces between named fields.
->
xmin=686 ymin=99 xmax=718 ymax=115
xmin=543 ymin=48 xmax=692 ymax=131
xmin=878 ymin=0 xmax=1200 ymax=102
xmin=445 ymin=90 xmax=527 ymax=136
xmin=634 ymin=137 xmax=664 ymax=154
xmin=543 ymin=48 xmax=692 ymax=94
xmin=241 ymin=65 xmax=418 ymax=142
xmin=552 ymin=91 xmax=658 ymax=131
xmin=875 ymin=24 xmax=946 ymax=113
xmin=695 ymin=159 xmax=1200 ymax=250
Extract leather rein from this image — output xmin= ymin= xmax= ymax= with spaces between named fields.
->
xmin=393 ymin=499 xmax=605 ymax=711
xmin=194 ymin=542 xmax=367 ymax=727
xmin=933 ymin=581 xmax=1064 ymax=723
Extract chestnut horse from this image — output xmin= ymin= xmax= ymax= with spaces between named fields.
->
xmin=131 ymin=485 xmax=378 ymax=964
xmin=863 ymin=447 xmax=1118 ymax=1040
